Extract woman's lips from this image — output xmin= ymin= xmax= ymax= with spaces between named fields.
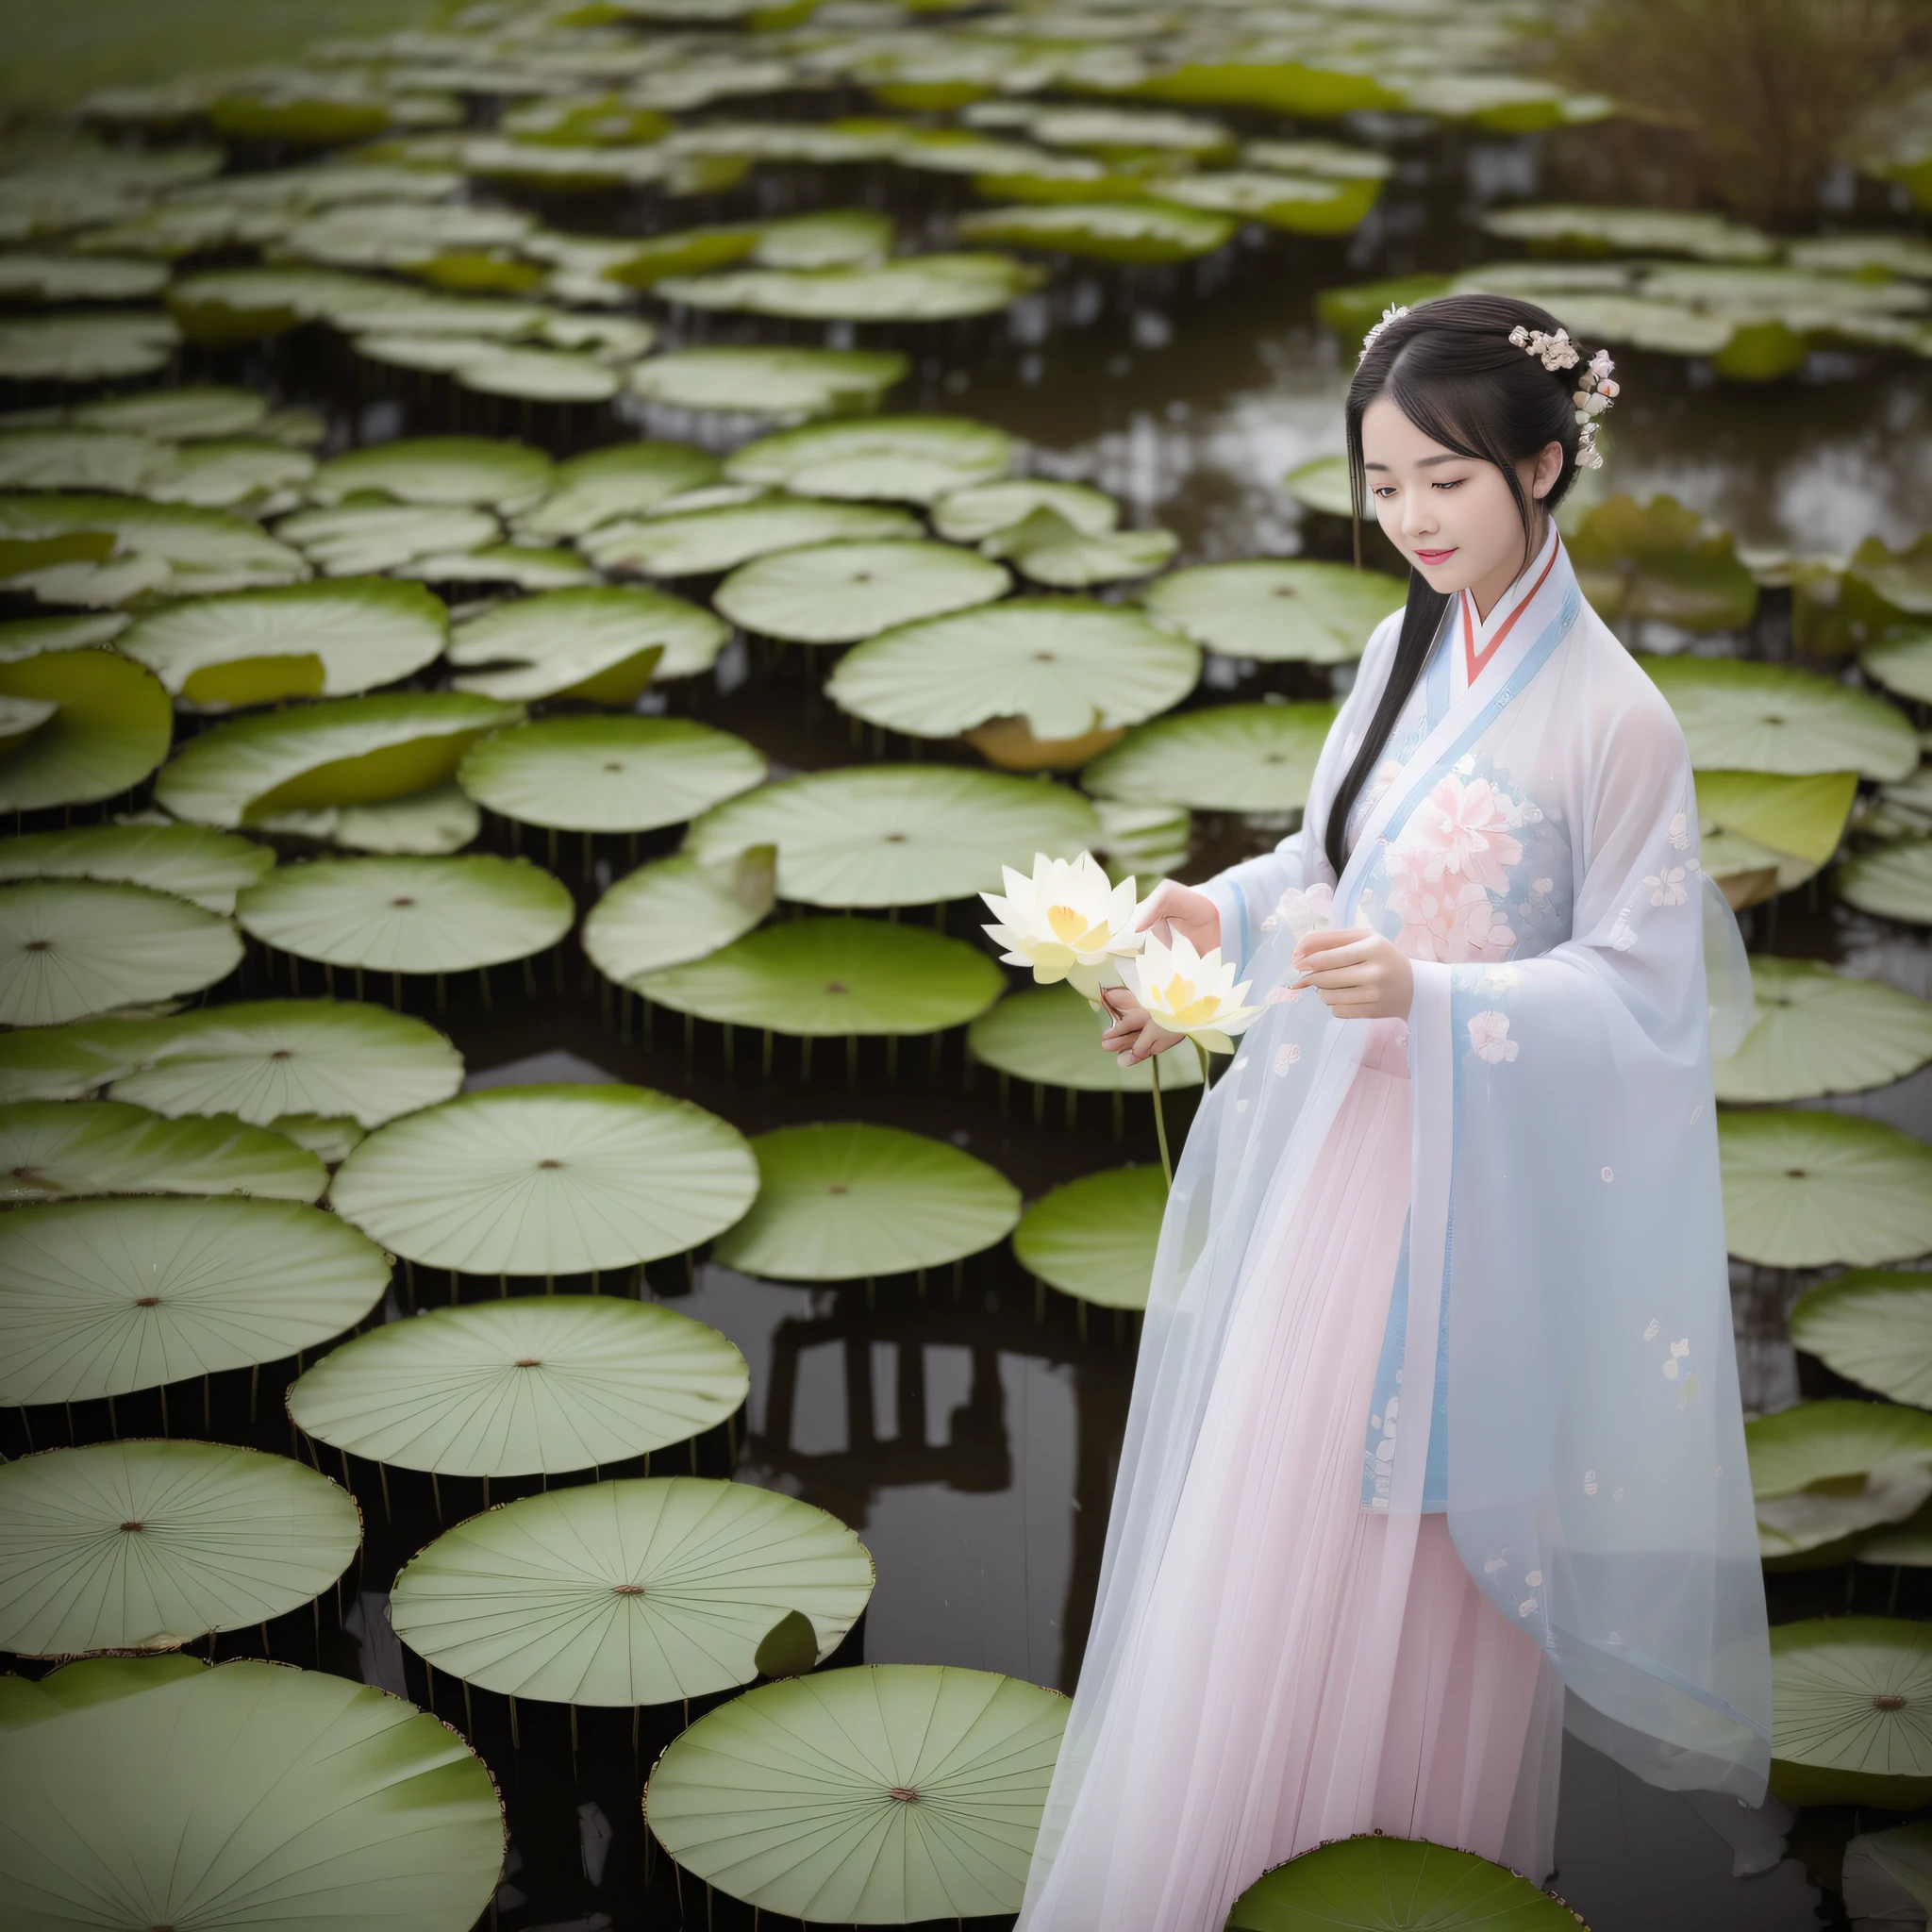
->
xmin=1413 ymin=547 xmax=1457 ymax=565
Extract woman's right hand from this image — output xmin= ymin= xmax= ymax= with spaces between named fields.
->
xmin=1097 ymin=881 xmax=1224 ymax=1063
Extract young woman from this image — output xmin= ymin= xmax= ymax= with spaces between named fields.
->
xmin=1017 ymin=294 xmax=1770 ymax=1929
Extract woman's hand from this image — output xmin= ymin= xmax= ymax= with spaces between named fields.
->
xmin=1291 ymin=926 xmax=1413 ymax=1020
xmin=1095 ymin=880 xmax=1221 ymax=1064
xmin=1098 ymin=988 xmax=1183 ymax=1064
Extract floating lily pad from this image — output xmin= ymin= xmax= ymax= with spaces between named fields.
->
xmin=459 ymin=717 xmax=765 ymax=833
xmin=308 ymin=436 xmax=554 ymax=511
xmin=0 ymin=822 xmax=271 ymax=917
xmin=0 ymin=252 xmax=169 ymax=304
xmin=724 ymin=416 xmax=1013 ymax=506
xmin=0 ymin=308 xmax=180 ymax=381
xmin=0 ymin=613 xmax=127 ymax=660
xmin=0 ymin=879 xmax=240 ymax=1028
xmin=980 ymin=510 xmax=1177 ymax=590
xmin=0 ymin=426 xmax=166 ymax=493
xmin=0 ymin=495 xmax=307 ymax=597
xmin=517 ymin=441 xmax=723 ymax=541
xmin=1569 ymin=496 xmax=1760 ymax=632
xmin=715 ymin=539 xmax=1010 ymax=644
xmin=1748 ymin=1399 xmax=1932 ymax=1563
xmin=1012 ymin=1164 xmax=1166 ymax=1310
xmin=658 ymin=254 xmax=1037 ymax=323
xmin=583 ymin=497 xmax=921 ymax=578
xmin=255 ymin=785 xmax=481 ymax=858
xmin=1644 ymin=657 xmax=1916 ymax=780
xmin=142 ymin=439 xmax=317 ymax=514
xmin=1791 ymin=1273 xmax=1932 ymax=1409
xmin=235 ymin=853 xmax=573 ymax=974
xmin=1143 ymin=560 xmax=1405 ymax=663
xmin=1717 ymin=1108 xmax=1932 ymax=1268
xmin=0 ymin=648 xmax=173 ymax=811
xmin=1841 ymin=840 xmax=1932 ymax=924
xmin=0 ymin=1020 xmax=158 ymax=1105
xmin=828 ymin=597 xmax=1199 ymax=747
xmin=1714 ymin=958 xmax=1932 ymax=1103
xmin=1084 ymin=703 xmax=1337 ymax=813
xmin=276 ymin=502 xmax=501 ymax=577
xmin=0 ymin=1100 xmax=325 ymax=1206
xmin=967 ymin=983 xmax=1202 ymax=1096
xmin=1770 ymin=1618 xmax=1932 ymax=1808
xmin=401 ymin=542 xmax=593 ymax=591
xmin=931 ymin=480 xmax=1118 ymax=544
xmin=453 ymin=345 xmax=622 ymax=403
xmin=958 ymin=200 xmax=1234 ymax=263
xmin=391 ymin=1475 xmax=870 ymax=1703
xmin=1479 ymin=203 xmax=1774 ymax=261
xmin=1864 ymin=632 xmax=1932 ymax=706
xmin=118 ymin=578 xmax=447 ymax=708
xmin=0 ymin=1440 xmax=359 ymax=1657
xmin=1226 ymin=1835 xmax=1583 ymax=1931
xmin=0 ymin=1194 xmax=389 ymax=1406
xmin=329 ymin=1083 xmax=758 ymax=1274
xmin=644 ymin=1665 xmax=1067 ymax=1922
xmin=1155 ymin=170 xmax=1371 ymax=234
xmin=0 ymin=1657 xmax=504 ymax=1927
xmin=638 ymin=918 xmax=1003 ymax=1037
xmin=156 ymin=691 xmax=522 ymax=829
xmin=447 ymin=586 xmax=727 ymax=701
xmin=583 ymin=848 xmax=775 ymax=987
xmin=1281 ymin=454 xmax=1357 ymax=519
xmin=1696 ymin=769 xmax=1857 ymax=907
xmin=72 ymin=385 xmax=267 ymax=441
xmin=713 ymin=1122 xmax=1020 ymax=1281
xmin=685 ymin=765 xmax=1099 ymax=908
xmin=631 ymin=346 xmax=908 ymax=418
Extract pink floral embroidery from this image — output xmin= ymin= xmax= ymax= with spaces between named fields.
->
xmin=1403 ymin=774 xmax=1524 ymax=891
xmin=1467 ymin=1009 xmax=1519 ymax=1062
xmin=1386 ymin=865 xmax=1516 ymax=963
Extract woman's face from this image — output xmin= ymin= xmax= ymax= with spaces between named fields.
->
xmin=1360 ymin=395 xmax=1564 ymax=610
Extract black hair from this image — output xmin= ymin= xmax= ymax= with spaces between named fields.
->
xmin=1323 ymin=293 xmax=1590 ymax=881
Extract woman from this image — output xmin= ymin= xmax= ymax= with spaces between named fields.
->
xmin=1018 ymin=295 xmax=1770 ymax=1929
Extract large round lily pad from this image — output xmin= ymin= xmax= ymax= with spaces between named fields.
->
xmin=0 ymin=647 xmax=173 ymax=811
xmin=724 ymin=416 xmax=1013 ymax=505
xmin=967 ymin=983 xmax=1201 ymax=1095
xmin=1791 ymin=1273 xmax=1932 ymax=1409
xmin=1226 ymin=1835 xmax=1583 ymax=1930
xmin=289 ymin=1295 xmax=748 ymax=1475
xmin=0 ymin=1440 xmax=359 ymax=1657
xmin=0 ymin=308 xmax=180 ymax=380
xmin=459 ymin=716 xmax=765 ymax=833
xmin=0 ymin=1657 xmax=504 ymax=1930
xmin=518 ymin=441 xmax=723 ymax=541
xmin=638 ymin=918 xmax=1004 ymax=1037
xmin=1012 ymin=1164 xmax=1166 ymax=1311
xmin=583 ymin=497 xmax=922 ymax=578
xmin=391 ymin=1475 xmax=871 ymax=1702
xmin=330 ymin=1083 xmax=758 ymax=1273
xmin=0 ymin=823 xmax=272 ymax=916
xmin=1863 ymin=632 xmax=1932 ymax=707
xmin=1568 ymin=495 xmax=1761 ymax=629
xmin=0 ymin=1194 xmax=389 ymax=1406
xmin=1841 ymin=840 xmax=1932 ymax=925
xmin=713 ymin=1122 xmax=1021 ymax=1281
xmin=308 ymin=435 xmax=553 ymax=510
xmin=1748 ymin=1399 xmax=1932 ymax=1563
xmin=0 ymin=1100 xmax=326 ymax=1206
xmin=1718 ymin=1108 xmax=1932 ymax=1267
xmin=1696 ymin=769 xmax=1857 ymax=907
xmin=1644 ymin=657 xmax=1918 ymax=781
xmin=1770 ymin=1618 xmax=1932 ymax=1808
xmin=1142 ymin=561 xmax=1405 ymax=664
xmin=714 ymin=539 xmax=1009 ymax=644
xmin=0 ymin=494 xmax=306 ymax=598
xmin=829 ymin=598 xmax=1200 ymax=744
xmin=631 ymin=345 xmax=908 ymax=418
xmin=276 ymin=502 xmax=501 ymax=577
xmin=0 ymin=879 xmax=240 ymax=1027
xmin=116 ymin=579 xmax=447 ymax=708
xmin=931 ymin=481 xmax=1119 ymax=544
xmin=958 ymin=200 xmax=1235 ymax=263
xmin=658 ymin=255 xmax=1035 ymax=323
xmin=447 ymin=586 xmax=728 ymax=701
xmin=584 ymin=848 xmax=775 ymax=986
xmin=1714 ymin=958 xmax=1932 ymax=1103
xmin=644 ymin=1664 xmax=1068 ymax=1922
xmin=1084 ymin=703 xmax=1338 ymax=812
xmin=685 ymin=765 xmax=1099 ymax=908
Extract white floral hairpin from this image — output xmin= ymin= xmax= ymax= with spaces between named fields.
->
xmin=1509 ymin=326 xmax=1619 ymax=470
xmin=1359 ymin=302 xmax=1408 ymax=359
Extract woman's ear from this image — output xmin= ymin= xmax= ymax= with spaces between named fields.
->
xmin=1530 ymin=439 xmax=1565 ymax=501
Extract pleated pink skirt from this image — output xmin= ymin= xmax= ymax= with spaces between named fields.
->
xmin=1024 ymin=1018 xmax=1562 ymax=1931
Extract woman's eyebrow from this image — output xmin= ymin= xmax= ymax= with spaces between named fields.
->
xmin=1418 ymin=453 xmax=1467 ymax=467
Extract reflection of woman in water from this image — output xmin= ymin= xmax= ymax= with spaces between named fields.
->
xmin=1018 ymin=294 xmax=1771 ymax=1930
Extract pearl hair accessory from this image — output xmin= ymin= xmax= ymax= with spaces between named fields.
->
xmin=1359 ymin=302 xmax=1409 ymax=358
xmin=1509 ymin=324 xmax=1619 ymax=470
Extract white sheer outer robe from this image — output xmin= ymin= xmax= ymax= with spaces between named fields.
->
xmin=1018 ymin=532 xmax=1769 ymax=1923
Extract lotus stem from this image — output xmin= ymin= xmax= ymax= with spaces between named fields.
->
xmin=1194 ymin=1038 xmax=1212 ymax=1091
xmin=1149 ymin=1053 xmax=1173 ymax=1189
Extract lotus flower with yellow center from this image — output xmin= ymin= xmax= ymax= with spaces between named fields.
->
xmin=1125 ymin=929 xmax=1261 ymax=1054
xmin=980 ymin=850 xmax=1143 ymax=1003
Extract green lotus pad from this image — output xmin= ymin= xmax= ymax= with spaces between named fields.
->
xmin=0 ymin=1440 xmax=360 ymax=1657
xmin=958 ymin=200 xmax=1235 ymax=262
xmin=517 ymin=441 xmax=724 ymax=540
xmin=447 ymin=585 xmax=727 ymax=700
xmin=289 ymin=1295 xmax=747 ymax=1476
xmin=584 ymin=847 xmax=776 ymax=986
xmin=931 ymin=480 xmax=1119 ymax=544
xmin=0 ymin=308 xmax=180 ymax=381
xmin=713 ymin=1122 xmax=1021 ymax=1281
xmin=1643 ymin=656 xmax=1917 ymax=781
xmin=630 ymin=345 xmax=908 ymax=417
xmin=1695 ymin=769 xmax=1857 ymax=906
xmin=0 ymin=878 xmax=241 ymax=1027
xmin=1863 ymin=632 xmax=1932 ymax=706
xmin=236 ymin=854 xmax=574 ymax=974
xmin=714 ymin=539 xmax=1010 ymax=643
xmin=1567 ymin=495 xmax=1760 ymax=632
xmin=644 ymin=1664 xmax=1068 ymax=1921
xmin=0 ymin=823 xmax=272 ymax=915
xmin=117 ymin=578 xmax=447 ymax=707
xmin=391 ymin=1475 xmax=871 ymax=1702
xmin=73 ymin=385 xmax=274 ymax=441
xmin=1718 ymin=1108 xmax=1932 ymax=1268
xmin=0 ymin=494 xmax=308 ymax=598
xmin=1281 ymin=454 xmax=1357 ymax=519
xmin=0 ymin=1658 xmax=504 ymax=1929
xmin=308 ymin=434 xmax=554 ymax=509
xmin=724 ymin=415 xmax=1014 ymax=505
xmin=828 ymin=597 xmax=1199 ymax=747
xmin=638 ymin=918 xmax=1004 ymax=1037
xmin=0 ymin=1100 xmax=325 ymax=1206
xmin=1143 ymin=560 xmax=1405 ymax=663
xmin=1840 ymin=840 xmax=1932 ymax=924
xmin=686 ymin=764 xmax=1098 ymax=909
xmin=967 ymin=983 xmax=1202 ymax=1095
xmin=330 ymin=1083 xmax=758 ymax=1274
xmin=977 ymin=509 xmax=1176 ymax=590
xmin=657 ymin=254 xmax=1037 ymax=323
xmin=155 ymin=691 xmax=525 ymax=829
xmin=0 ymin=1195 xmax=390 ymax=1406
xmin=1714 ymin=958 xmax=1932 ymax=1103
xmin=276 ymin=502 xmax=502 ymax=577
xmin=582 ymin=497 xmax=923 ymax=577
xmin=1084 ymin=703 xmax=1338 ymax=813
xmin=1226 ymin=1834 xmax=1584 ymax=1930
xmin=255 ymin=783 xmax=481 ymax=858
xmin=1770 ymin=1618 xmax=1932 ymax=1807
xmin=1790 ymin=1273 xmax=1932 ymax=1409
xmin=0 ymin=647 xmax=173 ymax=812
xmin=1012 ymin=1164 xmax=1168 ymax=1310
xmin=1747 ymin=1399 xmax=1932 ymax=1563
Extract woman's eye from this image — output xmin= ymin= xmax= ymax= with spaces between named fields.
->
xmin=1431 ymin=478 xmax=1463 ymax=491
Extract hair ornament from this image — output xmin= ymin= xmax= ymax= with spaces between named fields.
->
xmin=1359 ymin=303 xmax=1409 ymax=359
xmin=1508 ymin=325 xmax=1618 ymax=470
xmin=1507 ymin=323 xmax=1580 ymax=373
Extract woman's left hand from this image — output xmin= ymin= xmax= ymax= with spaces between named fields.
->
xmin=1291 ymin=926 xmax=1414 ymax=1019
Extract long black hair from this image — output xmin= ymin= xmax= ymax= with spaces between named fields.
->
xmin=1323 ymin=293 xmax=1591 ymax=881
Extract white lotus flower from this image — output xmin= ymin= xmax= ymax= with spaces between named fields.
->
xmin=981 ymin=851 xmax=1144 ymax=1003
xmin=1124 ymin=929 xmax=1262 ymax=1054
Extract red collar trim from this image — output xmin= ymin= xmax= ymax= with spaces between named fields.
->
xmin=1461 ymin=538 xmax=1561 ymax=688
